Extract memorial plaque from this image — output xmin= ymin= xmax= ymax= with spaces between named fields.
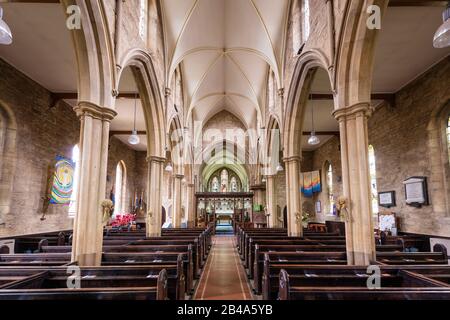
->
xmin=403 ymin=177 xmax=428 ymax=207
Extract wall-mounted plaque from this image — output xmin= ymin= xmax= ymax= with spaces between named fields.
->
xmin=378 ymin=212 xmax=396 ymax=232
xmin=403 ymin=176 xmax=429 ymax=207
xmin=315 ymin=201 xmax=321 ymax=214
xmin=378 ymin=191 xmax=396 ymax=208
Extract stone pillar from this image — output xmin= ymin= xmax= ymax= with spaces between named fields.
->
xmin=172 ymin=174 xmax=184 ymax=228
xmin=146 ymin=156 xmax=165 ymax=237
xmin=333 ymin=103 xmax=375 ymax=265
xmin=284 ymin=156 xmax=303 ymax=236
xmin=72 ymin=101 xmax=117 ymax=266
xmin=266 ymin=175 xmax=278 ymax=228
xmin=186 ymin=183 xmax=196 ymax=227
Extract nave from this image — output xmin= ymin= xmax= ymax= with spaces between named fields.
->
xmin=1 ymin=223 xmax=450 ymax=300
xmin=0 ymin=0 xmax=449 ymax=303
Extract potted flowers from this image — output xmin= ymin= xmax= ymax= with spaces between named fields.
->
xmin=110 ymin=213 xmax=137 ymax=230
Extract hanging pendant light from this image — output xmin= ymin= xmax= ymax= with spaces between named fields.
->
xmin=165 ymin=162 xmax=173 ymax=172
xmin=128 ymin=93 xmax=140 ymax=145
xmin=433 ymin=3 xmax=450 ymax=48
xmin=276 ymin=163 xmax=284 ymax=172
xmin=308 ymin=94 xmax=321 ymax=146
xmin=0 ymin=7 xmax=12 ymax=45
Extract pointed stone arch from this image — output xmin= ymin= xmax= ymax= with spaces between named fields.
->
xmin=118 ymin=49 xmax=166 ymax=159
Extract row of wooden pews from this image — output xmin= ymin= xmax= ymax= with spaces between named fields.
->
xmin=0 ymin=226 xmax=213 ymax=300
xmin=236 ymin=225 xmax=450 ymax=300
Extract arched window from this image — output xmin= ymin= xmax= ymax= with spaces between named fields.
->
xmin=114 ymin=161 xmax=127 ymax=216
xmin=68 ymin=145 xmax=80 ymax=218
xmin=211 ymin=177 xmax=219 ymax=192
xmin=220 ymin=169 xmax=228 ymax=193
xmin=230 ymin=176 xmax=238 ymax=192
xmin=447 ymin=116 xmax=450 ymax=163
xmin=292 ymin=0 xmax=302 ymax=54
xmin=325 ymin=162 xmax=334 ymax=215
xmin=302 ymin=0 xmax=310 ymax=42
xmin=368 ymin=145 xmax=379 ymax=215
xmin=139 ymin=0 xmax=148 ymax=41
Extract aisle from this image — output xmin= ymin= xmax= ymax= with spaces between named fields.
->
xmin=193 ymin=235 xmax=254 ymax=300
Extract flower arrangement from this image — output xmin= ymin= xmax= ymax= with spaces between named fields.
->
xmin=336 ymin=196 xmax=350 ymax=222
xmin=101 ymin=199 xmax=114 ymax=226
xmin=302 ymin=211 xmax=310 ymax=223
xmin=110 ymin=213 xmax=136 ymax=228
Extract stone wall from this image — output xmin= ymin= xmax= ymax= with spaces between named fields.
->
xmin=0 ymin=58 xmax=79 ymax=237
xmin=311 ymin=136 xmax=342 ymax=223
xmin=105 ymin=140 xmax=149 ymax=216
xmin=368 ymin=57 xmax=450 ymax=237
xmin=202 ymin=110 xmax=247 ymax=147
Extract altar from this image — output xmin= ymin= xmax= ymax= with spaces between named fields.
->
xmin=195 ymin=192 xmax=254 ymax=231
xmin=215 ymin=209 xmax=234 ymax=225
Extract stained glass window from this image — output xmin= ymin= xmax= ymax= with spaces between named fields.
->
xmin=114 ymin=161 xmax=127 ymax=216
xmin=221 ymin=169 xmax=228 ymax=193
xmin=368 ymin=145 xmax=379 ymax=215
xmin=211 ymin=177 xmax=219 ymax=193
xmin=68 ymin=145 xmax=79 ymax=218
xmin=230 ymin=176 xmax=238 ymax=192
xmin=326 ymin=162 xmax=334 ymax=215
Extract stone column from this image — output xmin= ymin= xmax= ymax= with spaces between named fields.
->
xmin=186 ymin=183 xmax=196 ymax=227
xmin=72 ymin=101 xmax=117 ymax=266
xmin=333 ymin=103 xmax=375 ymax=265
xmin=172 ymin=174 xmax=184 ymax=228
xmin=146 ymin=156 xmax=165 ymax=237
xmin=284 ymin=156 xmax=303 ymax=236
xmin=266 ymin=175 xmax=278 ymax=228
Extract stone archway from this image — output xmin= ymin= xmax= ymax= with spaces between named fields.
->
xmin=283 ymin=51 xmax=332 ymax=236
xmin=117 ymin=49 xmax=167 ymax=236
xmin=427 ymin=100 xmax=450 ymax=235
xmin=0 ymin=101 xmax=17 ymax=230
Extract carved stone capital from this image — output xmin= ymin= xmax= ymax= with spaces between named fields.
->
xmin=146 ymin=156 xmax=166 ymax=164
xmin=277 ymin=88 xmax=285 ymax=98
xmin=74 ymin=101 xmax=117 ymax=122
xmin=332 ymin=102 xmax=373 ymax=122
xmin=283 ymin=155 xmax=302 ymax=164
xmin=165 ymin=87 xmax=172 ymax=97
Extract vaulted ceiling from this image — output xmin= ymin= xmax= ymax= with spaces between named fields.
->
xmin=161 ymin=0 xmax=290 ymax=129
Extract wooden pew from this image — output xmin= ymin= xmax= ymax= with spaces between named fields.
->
xmin=244 ymin=237 xmax=346 ymax=269
xmin=131 ymin=238 xmax=202 ymax=275
xmin=101 ymin=251 xmax=194 ymax=293
xmin=0 ymin=253 xmax=71 ymax=266
xmin=254 ymin=252 xmax=347 ymax=295
xmin=9 ymin=231 xmax=69 ymax=253
xmin=0 ymin=268 xmax=169 ymax=300
xmin=277 ymin=267 xmax=450 ymax=300
xmin=376 ymin=251 xmax=448 ymax=265
xmin=0 ymin=268 xmax=47 ymax=288
xmin=251 ymin=244 xmax=403 ymax=294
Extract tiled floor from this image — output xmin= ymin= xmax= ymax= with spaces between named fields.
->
xmin=193 ymin=235 xmax=254 ymax=300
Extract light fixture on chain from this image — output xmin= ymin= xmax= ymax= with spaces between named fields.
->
xmin=433 ymin=2 xmax=450 ymax=48
xmin=0 ymin=7 xmax=12 ymax=45
xmin=128 ymin=93 xmax=140 ymax=145
xmin=308 ymin=94 xmax=320 ymax=146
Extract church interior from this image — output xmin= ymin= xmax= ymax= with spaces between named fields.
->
xmin=0 ymin=0 xmax=449 ymax=302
